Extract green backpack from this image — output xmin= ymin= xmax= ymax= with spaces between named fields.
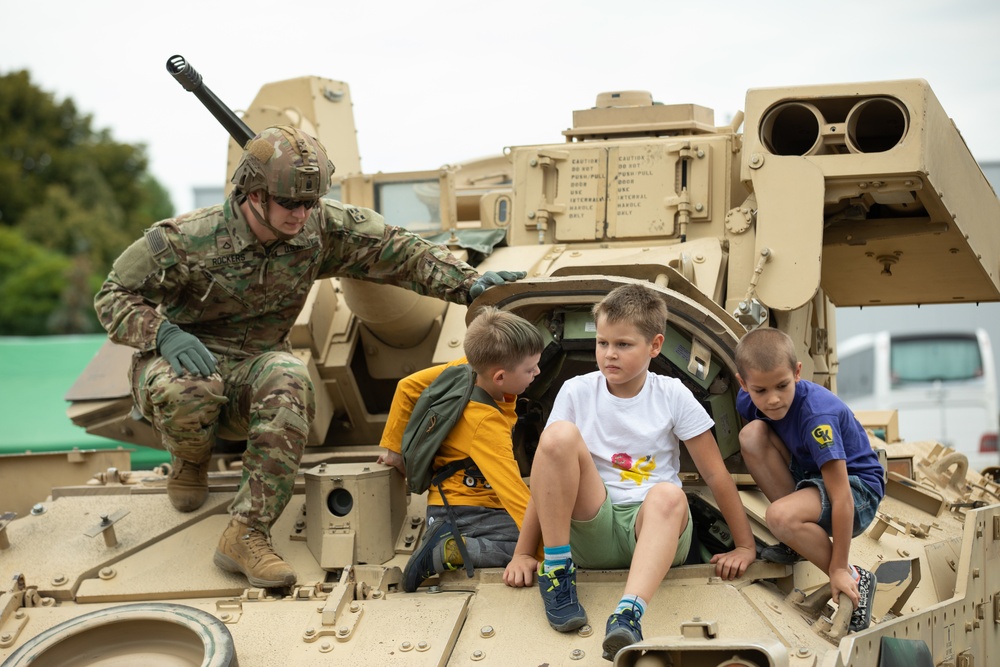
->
xmin=400 ymin=363 xmax=499 ymax=577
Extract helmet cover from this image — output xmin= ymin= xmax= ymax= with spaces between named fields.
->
xmin=231 ymin=125 xmax=334 ymax=200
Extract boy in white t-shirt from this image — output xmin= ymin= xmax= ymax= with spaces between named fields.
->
xmin=503 ymin=283 xmax=756 ymax=662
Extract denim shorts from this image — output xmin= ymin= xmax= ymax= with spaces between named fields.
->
xmin=569 ymin=487 xmax=693 ymax=569
xmin=791 ymin=461 xmax=881 ymax=537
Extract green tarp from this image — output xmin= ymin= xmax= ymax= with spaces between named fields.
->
xmin=0 ymin=335 xmax=169 ymax=468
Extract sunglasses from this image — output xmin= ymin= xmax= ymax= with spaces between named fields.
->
xmin=271 ymin=195 xmax=320 ymax=211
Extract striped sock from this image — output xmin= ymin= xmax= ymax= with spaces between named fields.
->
xmin=543 ymin=545 xmax=572 ymax=572
xmin=615 ymin=594 xmax=647 ymax=619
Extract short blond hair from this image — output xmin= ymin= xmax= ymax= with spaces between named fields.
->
xmin=464 ymin=307 xmax=544 ymax=374
xmin=735 ymin=328 xmax=798 ymax=377
xmin=592 ymin=283 xmax=667 ymax=342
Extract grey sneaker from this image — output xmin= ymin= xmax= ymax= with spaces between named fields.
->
xmin=760 ymin=542 xmax=804 ymax=564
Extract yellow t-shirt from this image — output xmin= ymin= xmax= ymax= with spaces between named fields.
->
xmin=379 ymin=358 xmax=530 ymax=528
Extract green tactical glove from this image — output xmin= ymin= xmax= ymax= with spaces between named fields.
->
xmin=156 ymin=322 xmax=217 ymax=377
xmin=468 ymin=270 xmax=527 ymax=301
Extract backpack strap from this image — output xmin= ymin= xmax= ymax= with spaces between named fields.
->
xmin=470 ymin=386 xmax=499 ymax=410
xmin=431 ymin=458 xmax=475 ymax=578
xmin=425 ymin=384 xmax=501 ymax=580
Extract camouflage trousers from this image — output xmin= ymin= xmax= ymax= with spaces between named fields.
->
xmin=132 ymin=350 xmax=315 ymax=534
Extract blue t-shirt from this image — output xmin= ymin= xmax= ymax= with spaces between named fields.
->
xmin=737 ymin=380 xmax=885 ymax=497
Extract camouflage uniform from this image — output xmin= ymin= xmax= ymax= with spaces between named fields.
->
xmin=96 ymin=195 xmax=478 ymax=533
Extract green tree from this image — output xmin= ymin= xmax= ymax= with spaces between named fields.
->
xmin=0 ymin=228 xmax=72 ymax=335
xmin=0 ymin=69 xmax=174 ymax=335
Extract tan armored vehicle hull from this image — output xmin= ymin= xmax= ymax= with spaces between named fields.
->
xmin=3 ymin=65 xmax=999 ymax=666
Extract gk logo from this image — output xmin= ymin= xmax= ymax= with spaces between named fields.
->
xmin=812 ymin=424 xmax=834 ymax=448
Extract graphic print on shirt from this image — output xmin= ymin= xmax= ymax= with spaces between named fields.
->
xmin=612 ymin=452 xmax=656 ymax=485
xmin=811 ymin=424 xmax=834 ymax=449
xmin=462 ymin=463 xmax=492 ymax=490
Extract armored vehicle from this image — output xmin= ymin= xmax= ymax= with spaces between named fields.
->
xmin=2 ymin=56 xmax=1000 ymax=666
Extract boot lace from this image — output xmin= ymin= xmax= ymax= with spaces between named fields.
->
xmin=241 ymin=529 xmax=276 ymax=561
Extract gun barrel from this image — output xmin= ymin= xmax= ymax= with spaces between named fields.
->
xmin=166 ymin=55 xmax=254 ymax=147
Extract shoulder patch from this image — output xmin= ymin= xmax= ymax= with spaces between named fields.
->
xmin=811 ymin=424 xmax=834 ymax=448
xmin=112 ymin=236 xmax=165 ymax=288
xmin=346 ymin=206 xmax=368 ymax=223
xmin=146 ymin=227 xmax=169 ymax=256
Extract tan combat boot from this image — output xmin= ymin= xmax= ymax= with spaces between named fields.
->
xmin=213 ymin=518 xmax=297 ymax=588
xmin=166 ymin=457 xmax=210 ymax=512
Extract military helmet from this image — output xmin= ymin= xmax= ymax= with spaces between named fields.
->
xmin=231 ymin=125 xmax=335 ymax=200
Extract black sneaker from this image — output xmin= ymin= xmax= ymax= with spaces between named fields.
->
xmin=537 ymin=560 xmax=587 ymax=632
xmin=401 ymin=520 xmax=454 ymax=592
xmin=849 ymin=566 xmax=877 ymax=632
xmin=602 ymin=607 xmax=643 ymax=661
xmin=760 ymin=542 xmax=804 ymax=564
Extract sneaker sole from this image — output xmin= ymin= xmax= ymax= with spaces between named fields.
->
xmin=548 ymin=614 xmax=588 ymax=633
xmin=849 ymin=570 xmax=877 ymax=632
xmin=213 ymin=551 xmax=296 ymax=588
xmin=602 ymin=627 xmax=639 ymax=661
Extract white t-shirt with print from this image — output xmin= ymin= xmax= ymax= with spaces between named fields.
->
xmin=546 ymin=370 xmax=714 ymax=505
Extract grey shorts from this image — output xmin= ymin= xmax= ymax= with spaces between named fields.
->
xmin=569 ymin=488 xmax=693 ymax=569
xmin=791 ymin=462 xmax=881 ymax=537
xmin=425 ymin=505 xmax=520 ymax=568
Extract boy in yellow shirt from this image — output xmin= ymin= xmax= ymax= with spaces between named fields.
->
xmin=378 ymin=307 xmax=544 ymax=591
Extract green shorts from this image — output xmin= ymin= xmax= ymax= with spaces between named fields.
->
xmin=569 ymin=489 xmax=693 ymax=569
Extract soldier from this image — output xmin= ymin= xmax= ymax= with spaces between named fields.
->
xmin=95 ymin=125 xmax=522 ymax=588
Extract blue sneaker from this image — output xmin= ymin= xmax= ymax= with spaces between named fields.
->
xmin=402 ymin=520 xmax=457 ymax=592
xmin=537 ymin=560 xmax=587 ymax=632
xmin=602 ymin=607 xmax=643 ymax=661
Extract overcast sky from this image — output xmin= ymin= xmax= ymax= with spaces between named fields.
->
xmin=3 ymin=0 xmax=998 ymax=213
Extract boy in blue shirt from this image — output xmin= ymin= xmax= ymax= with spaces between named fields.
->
xmin=736 ymin=328 xmax=885 ymax=632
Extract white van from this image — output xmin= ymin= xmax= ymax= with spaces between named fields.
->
xmin=836 ymin=329 xmax=1000 ymax=473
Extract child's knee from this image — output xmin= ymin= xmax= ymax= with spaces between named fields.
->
xmin=739 ymin=420 xmax=771 ymax=454
xmin=643 ymin=483 xmax=687 ymax=519
xmin=536 ymin=420 xmax=583 ymax=457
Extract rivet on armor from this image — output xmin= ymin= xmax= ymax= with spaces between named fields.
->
xmin=570 ymin=648 xmax=585 ymax=660
xmin=416 ymin=641 xmax=430 ymax=651
xmin=319 ymin=642 xmax=333 ymax=653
